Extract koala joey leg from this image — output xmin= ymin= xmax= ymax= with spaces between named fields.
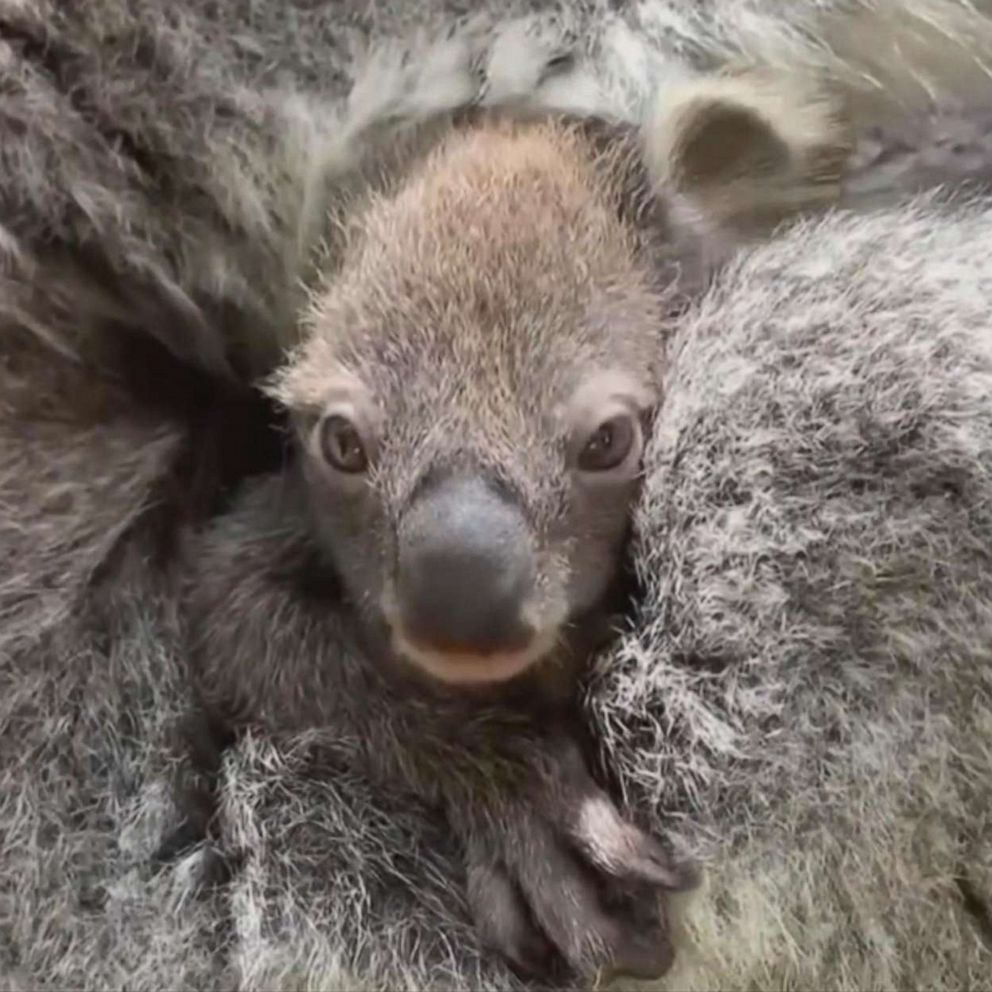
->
xmin=449 ymin=730 xmax=698 ymax=982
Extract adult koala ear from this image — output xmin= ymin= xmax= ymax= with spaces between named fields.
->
xmin=643 ymin=66 xmax=854 ymax=278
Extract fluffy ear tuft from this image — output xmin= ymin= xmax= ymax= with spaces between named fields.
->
xmin=644 ymin=67 xmax=853 ymax=240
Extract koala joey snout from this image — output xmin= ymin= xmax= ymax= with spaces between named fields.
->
xmin=392 ymin=475 xmax=541 ymax=677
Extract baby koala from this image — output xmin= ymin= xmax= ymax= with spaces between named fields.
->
xmin=184 ymin=68 xmax=852 ymax=982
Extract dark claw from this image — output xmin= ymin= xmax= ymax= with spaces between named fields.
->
xmin=606 ymin=925 xmax=675 ymax=983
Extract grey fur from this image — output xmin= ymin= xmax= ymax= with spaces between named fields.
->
xmin=593 ymin=192 xmax=992 ymax=990
xmin=2 ymin=0 xmax=992 ymax=989
xmin=5 ymin=0 xmax=991 ymax=382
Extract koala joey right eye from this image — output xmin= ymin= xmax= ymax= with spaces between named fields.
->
xmin=564 ymin=371 xmax=655 ymax=481
xmin=319 ymin=413 xmax=369 ymax=474
xmin=577 ymin=413 xmax=637 ymax=473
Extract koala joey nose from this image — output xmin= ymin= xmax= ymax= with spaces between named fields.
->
xmin=395 ymin=474 xmax=537 ymax=659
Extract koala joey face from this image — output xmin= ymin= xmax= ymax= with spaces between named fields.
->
xmin=273 ymin=119 xmax=663 ymax=686
xmin=298 ymin=365 xmax=655 ymax=686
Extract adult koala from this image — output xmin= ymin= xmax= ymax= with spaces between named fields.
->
xmin=1 ymin=1 xmax=991 ymax=990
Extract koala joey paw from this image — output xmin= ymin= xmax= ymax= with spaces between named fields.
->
xmin=460 ymin=738 xmax=698 ymax=982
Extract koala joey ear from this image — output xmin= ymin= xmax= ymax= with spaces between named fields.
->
xmin=643 ymin=66 xmax=853 ymax=252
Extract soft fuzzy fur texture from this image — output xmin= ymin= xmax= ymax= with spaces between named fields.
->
xmin=3 ymin=1 xmax=992 ymax=990
xmin=593 ymin=194 xmax=992 ymax=990
xmin=5 ymin=0 xmax=992 ymax=382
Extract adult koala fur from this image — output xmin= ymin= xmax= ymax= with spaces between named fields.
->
xmin=2 ymin=1 xmax=992 ymax=990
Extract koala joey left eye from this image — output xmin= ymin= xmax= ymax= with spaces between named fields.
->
xmin=319 ymin=413 xmax=369 ymax=474
xmin=577 ymin=413 xmax=638 ymax=472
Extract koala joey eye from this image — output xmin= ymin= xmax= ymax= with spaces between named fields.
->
xmin=564 ymin=371 xmax=654 ymax=478
xmin=319 ymin=413 xmax=369 ymax=474
xmin=577 ymin=413 xmax=637 ymax=472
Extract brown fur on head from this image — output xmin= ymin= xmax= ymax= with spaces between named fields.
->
xmin=268 ymin=70 xmax=852 ymax=688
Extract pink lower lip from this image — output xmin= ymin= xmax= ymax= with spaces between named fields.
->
xmin=414 ymin=651 xmax=538 ymax=685
xmin=404 ymin=636 xmax=528 ymax=660
xmin=381 ymin=595 xmax=561 ymax=684
xmin=390 ymin=625 xmax=555 ymax=685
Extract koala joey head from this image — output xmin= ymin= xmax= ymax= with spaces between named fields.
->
xmin=269 ymin=76 xmax=851 ymax=687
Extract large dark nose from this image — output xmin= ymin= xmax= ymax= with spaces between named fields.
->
xmin=396 ymin=476 xmax=536 ymax=655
